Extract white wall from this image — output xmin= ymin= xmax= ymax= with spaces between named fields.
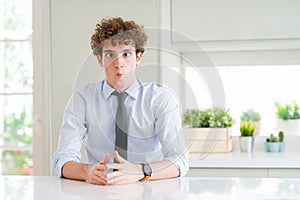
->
xmin=172 ymin=0 xmax=300 ymax=42
xmin=170 ymin=0 xmax=300 ymax=65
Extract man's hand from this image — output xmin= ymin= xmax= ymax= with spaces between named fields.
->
xmin=85 ymin=154 xmax=110 ymax=185
xmin=106 ymin=151 xmax=144 ymax=185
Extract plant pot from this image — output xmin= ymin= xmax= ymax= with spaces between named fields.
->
xmin=183 ymin=128 xmax=233 ymax=153
xmin=279 ymin=142 xmax=286 ymax=152
xmin=264 ymin=142 xmax=286 ymax=152
xmin=239 ymin=136 xmax=254 ymax=153
xmin=276 ymin=119 xmax=300 ymax=135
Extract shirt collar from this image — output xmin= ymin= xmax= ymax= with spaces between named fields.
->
xmin=102 ymin=79 xmax=141 ymax=100
xmin=125 ymin=79 xmax=140 ymax=100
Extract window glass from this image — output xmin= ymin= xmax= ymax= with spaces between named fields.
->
xmin=3 ymin=41 xmax=33 ymax=93
xmin=1 ymin=95 xmax=32 ymax=146
xmin=184 ymin=65 xmax=300 ymax=135
xmin=0 ymin=0 xmax=33 ymax=175
xmin=3 ymin=0 xmax=32 ymax=40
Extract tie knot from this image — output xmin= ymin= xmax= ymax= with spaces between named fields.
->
xmin=113 ymin=91 xmax=128 ymax=103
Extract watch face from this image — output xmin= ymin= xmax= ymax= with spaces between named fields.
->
xmin=144 ymin=164 xmax=152 ymax=176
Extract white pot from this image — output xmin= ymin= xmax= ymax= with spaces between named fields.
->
xmin=239 ymin=136 xmax=255 ymax=153
xmin=276 ymin=119 xmax=300 ymax=135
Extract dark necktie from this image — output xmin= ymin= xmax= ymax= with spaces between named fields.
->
xmin=113 ymin=91 xmax=128 ymax=160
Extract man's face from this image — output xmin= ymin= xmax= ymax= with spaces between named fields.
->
xmin=98 ymin=40 xmax=142 ymax=90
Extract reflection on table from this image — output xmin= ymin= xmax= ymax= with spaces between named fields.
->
xmin=0 ymin=176 xmax=300 ymax=199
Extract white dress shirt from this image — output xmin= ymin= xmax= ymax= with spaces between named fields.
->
xmin=53 ymin=78 xmax=189 ymax=177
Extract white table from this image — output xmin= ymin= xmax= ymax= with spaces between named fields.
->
xmin=1 ymin=176 xmax=300 ymax=199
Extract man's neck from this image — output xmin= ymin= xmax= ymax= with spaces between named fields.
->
xmin=110 ymin=78 xmax=136 ymax=93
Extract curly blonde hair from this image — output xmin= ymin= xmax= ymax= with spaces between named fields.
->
xmin=90 ymin=17 xmax=148 ymax=56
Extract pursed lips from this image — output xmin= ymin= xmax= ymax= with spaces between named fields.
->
xmin=116 ymin=72 xmax=124 ymax=77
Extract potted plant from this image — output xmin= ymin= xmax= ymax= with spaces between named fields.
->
xmin=183 ymin=107 xmax=234 ymax=128
xmin=182 ymin=107 xmax=234 ymax=153
xmin=239 ymin=121 xmax=256 ymax=153
xmin=240 ymin=109 xmax=261 ymax=136
xmin=265 ymin=131 xmax=285 ymax=152
xmin=275 ymin=101 xmax=300 ymax=135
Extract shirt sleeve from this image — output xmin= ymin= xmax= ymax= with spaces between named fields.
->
xmin=153 ymin=89 xmax=189 ymax=177
xmin=53 ymin=91 xmax=87 ymax=177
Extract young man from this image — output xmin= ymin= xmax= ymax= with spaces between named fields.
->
xmin=53 ymin=17 xmax=188 ymax=185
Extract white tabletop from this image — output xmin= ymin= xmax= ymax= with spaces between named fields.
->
xmin=1 ymin=175 xmax=300 ymax=199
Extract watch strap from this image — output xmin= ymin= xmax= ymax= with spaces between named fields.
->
xmin=139 ymin=175 xmax=151 ymax=182
xmin=139 ymin=163 xmax=152 ymax=182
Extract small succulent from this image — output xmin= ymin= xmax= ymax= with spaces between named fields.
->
xmin=240 ymin=121 xmax=256 ymax=137
xmin=278 ymin=131 xmax=284 ymax=142
xmin=266 ymin=131 xmax=284 ymax=142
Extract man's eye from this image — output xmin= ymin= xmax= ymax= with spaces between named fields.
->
xmin=123 ymin=51 xmax=132 ymax=57
xmin=105 ymin=53 xmax=114 ymax=58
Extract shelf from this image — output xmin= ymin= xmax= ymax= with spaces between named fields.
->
xmin=189 ymin=136 xmax=300 ymax=169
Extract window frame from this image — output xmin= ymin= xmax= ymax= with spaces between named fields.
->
xmin=32 ymin=0 xmax=52 ymax=175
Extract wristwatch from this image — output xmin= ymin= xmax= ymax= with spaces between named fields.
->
xmin=139 ymin=163 xmax=152 ymax=182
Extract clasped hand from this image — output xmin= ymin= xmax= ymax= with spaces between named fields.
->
xmin=86 ymin=151 xmax=144 ymax=185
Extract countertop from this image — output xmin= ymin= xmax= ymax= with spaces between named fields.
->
xmin=1 ymin=176 xmax=300 ymax=199
xmin=189 ymin=136 xmax=300 ymax=168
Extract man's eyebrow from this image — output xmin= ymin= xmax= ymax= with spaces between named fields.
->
xmin=103 ymin=48 xmax=135 ymax=53
xmin=103 ymin=50 xmax=113 ymax=53
xmin=122 ymin=48 xmax=135 ymax=51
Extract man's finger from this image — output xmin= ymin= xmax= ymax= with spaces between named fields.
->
xmin=94 ymin=162 xmax=109 ymax=171
xmin=93 ymin=173 xmax=108 ymax=185
xmin=114 ymin=151 xmax=127 ymax=163
xmin=107 ymin=163 xmax=123 ymax=170
xmin=100 ymin=153 xmax=111 ymax=164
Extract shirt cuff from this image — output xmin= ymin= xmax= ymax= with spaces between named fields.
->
xmin=54 ymin=156 xmax=80 ymax=177
xmin=164 ymin=152 xmax=189 ymax=177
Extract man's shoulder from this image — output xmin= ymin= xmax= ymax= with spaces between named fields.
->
xmin=142 ymin=82 xmax=177 ymax=102
xmin=142 ymin=82 xmax=167 ymax=93
xmin=75 ymin=81 xmax=102 ymax=97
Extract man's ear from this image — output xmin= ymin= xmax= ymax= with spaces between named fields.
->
xmin=136 ymin=52 xmax=143 ymax=65
xmin=97 ymin=55 xmax=103 ymax=67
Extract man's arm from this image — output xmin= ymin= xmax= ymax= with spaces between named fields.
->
xmin=62 ymin=154 xmax=110 ymax=185
xmin=145 ymin=160 xmax=180 ymax=180
xmin=106 ymin=151 xmax=179 ymax=185
xmin=152 ymin=87 xmax=189 ymax=178
xmin=53 ymin=91 xmax=88 ymax=177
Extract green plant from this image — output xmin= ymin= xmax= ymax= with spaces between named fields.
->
xmin=240 ymin=109 xmax=261 ymax=122
xmin=0 ymin=108 xmax=33 ymax=175
xmin=278 ymin=131 xmax=284 ymax=142
xmin=275 ymin=101 xmax=300 ymax=120
xmin=1 ymin=109 xmax=32 ymax=145
xmin=266 ymin=131 xmax=284 ymax=142
xmin=240 ymin=121 xmax=256 ymax=137
xmin=183 ymin=107 xmax=234 ymax=128
xmin=2 ymin=150 xmax=33 ymax=175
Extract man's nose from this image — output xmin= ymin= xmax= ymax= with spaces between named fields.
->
xmin=114 ymin=55 xmax=124 ymax=68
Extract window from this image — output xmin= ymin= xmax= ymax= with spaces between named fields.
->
xmin=184 ymin=65 xmax=300 ymax=135
xmin=0 ymin=0 xmax=33 ymax=174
